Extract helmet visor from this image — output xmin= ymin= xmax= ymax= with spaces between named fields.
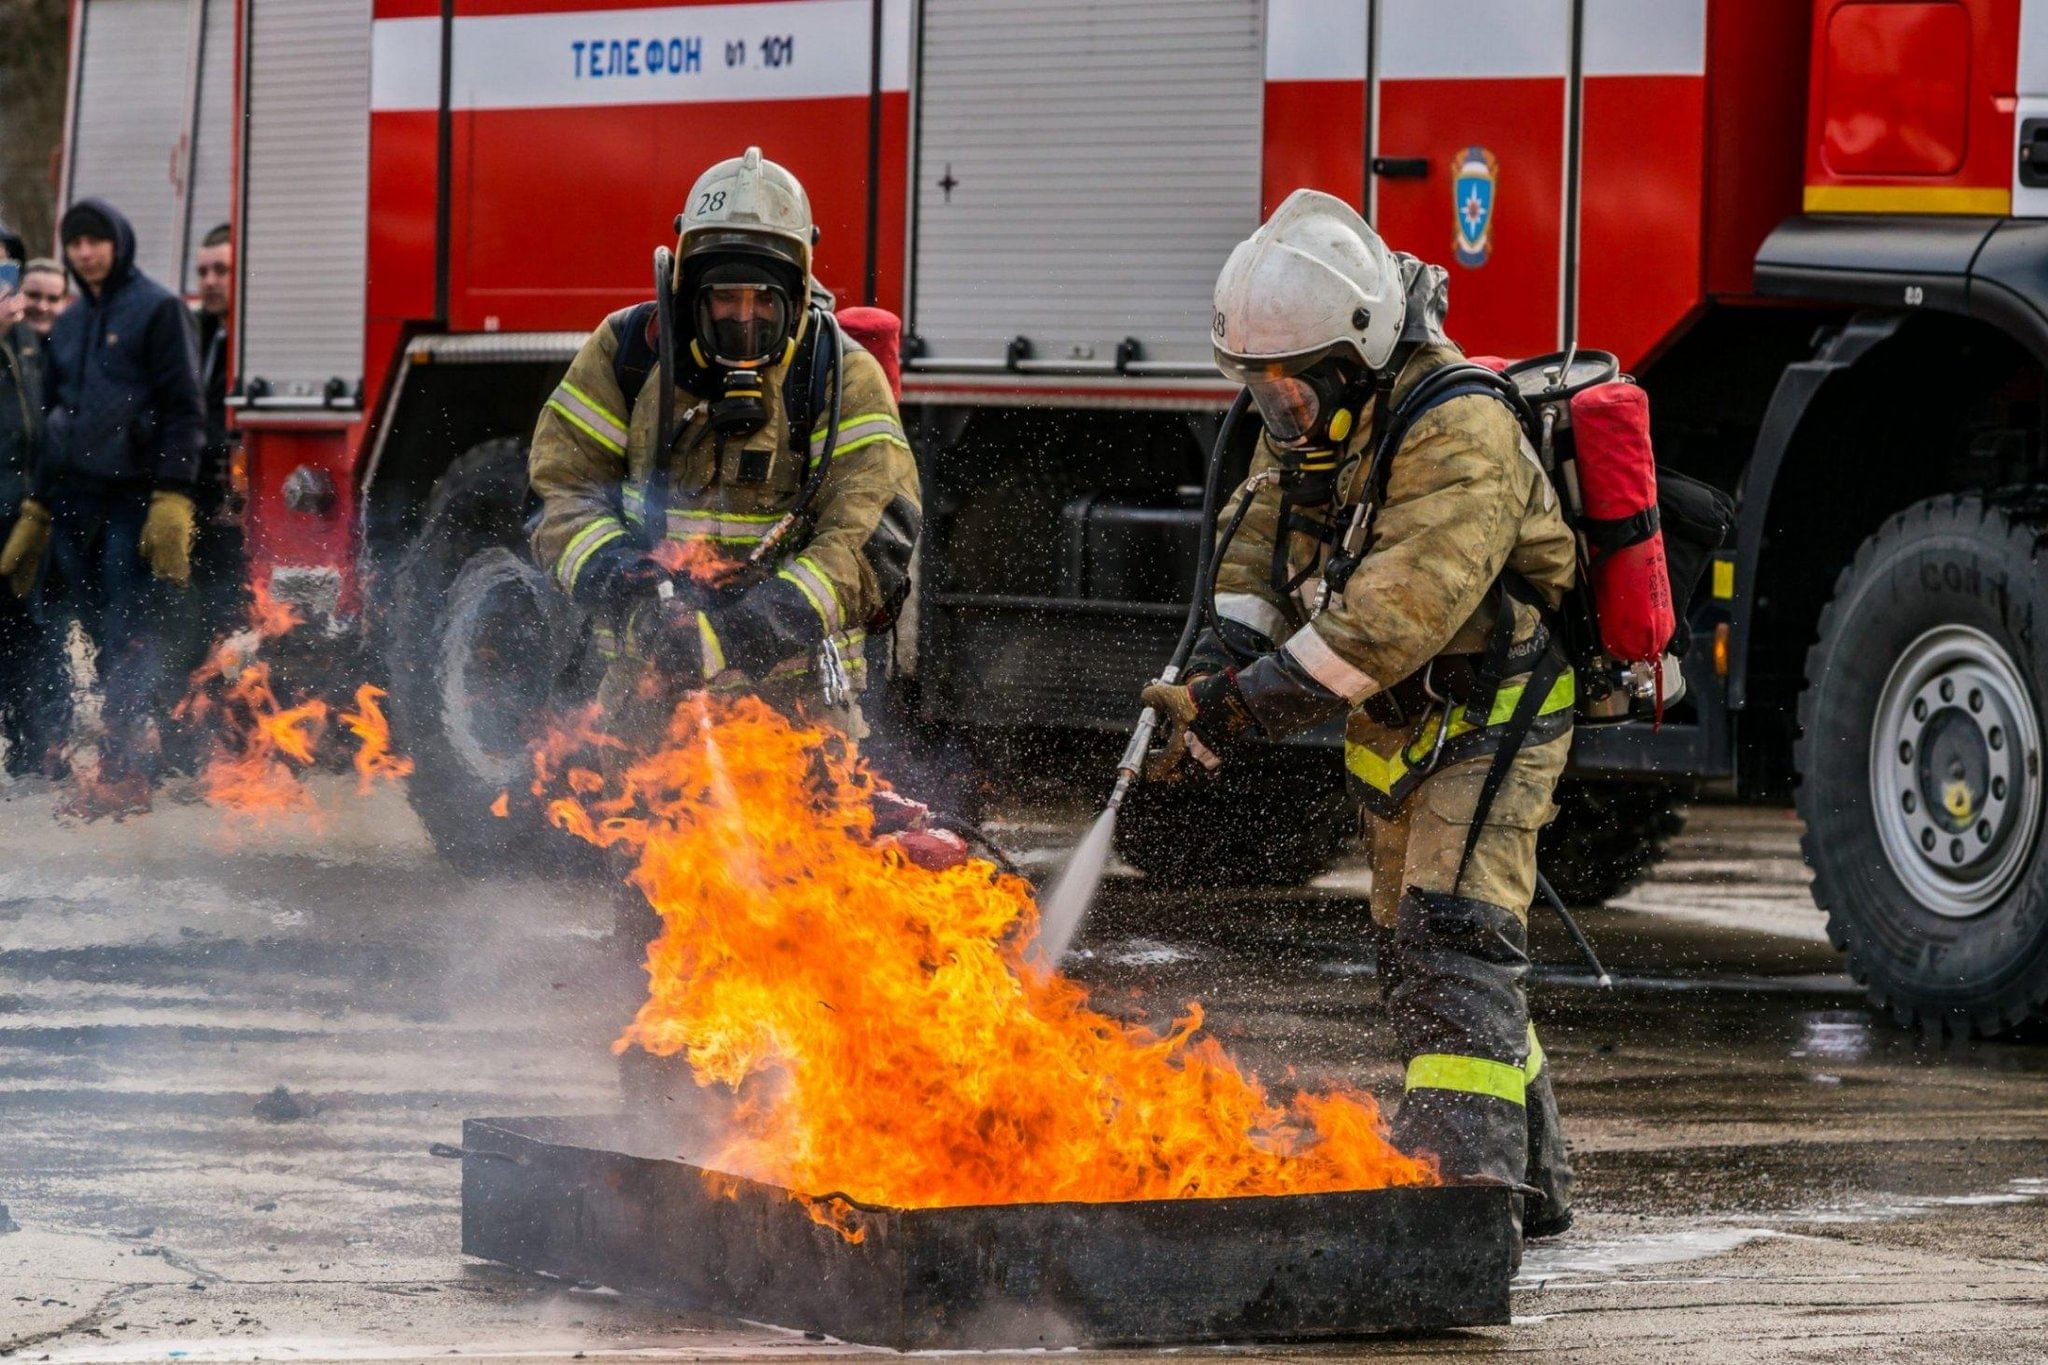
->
xmin=695 ymin=281 xmax=792 ymax=366
xmin=1246 ymin=373 xmax=1324 ymax=444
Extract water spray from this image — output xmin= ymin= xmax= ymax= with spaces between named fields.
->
xmin=1036 ymin=392 xmax=1253 ymax=962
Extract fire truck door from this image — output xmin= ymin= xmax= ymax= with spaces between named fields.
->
xmin=2016 ymin=0 xmax=2048 ymax=215
xmin=65 ymin=0 xmax=233 ymax=290
xmin=909 ymin=0 xmax=1265 ymax=372
xmin=1372 ymin=0 xmax=1574 ymax=357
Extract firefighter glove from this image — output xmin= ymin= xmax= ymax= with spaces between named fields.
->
xmin=1139 ymin=668 xmax=1263 ymax=782
xmin=705 ymin=576 xmax=817 ymax=680
xmin=0 ymin=499 xmax=52 ymax=599
xmin=138 ymin=490 xmax=197 ymax=586
xmin=580 ymin=542 xmax=666 ymax=613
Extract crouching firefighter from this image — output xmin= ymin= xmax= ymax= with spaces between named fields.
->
xmin=1140 ymin=191 xmax=1575 ymax=1236
xmin=528 ymin=147 xmax=920 ymax=763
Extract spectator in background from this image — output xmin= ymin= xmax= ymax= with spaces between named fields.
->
xmin=0 ymin=228 xmax=72 ymax=778
xmin=0 ymin=199 xmax=204 ymax=814
xmin=160 ymin=224 xmax=245 ymax=772
xmin=20 ymin=259 xmax=69 ymax=339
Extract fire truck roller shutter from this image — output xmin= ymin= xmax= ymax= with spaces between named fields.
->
xmin=181 ymin=0 xmax=237 ymax=294
xmin=66 ymin=0 xmax=200 ymax=285
xmin=239 ymin=0 xmax=372 ymax=408
xmin=909 ymin=0 xmax=1264 ymax=372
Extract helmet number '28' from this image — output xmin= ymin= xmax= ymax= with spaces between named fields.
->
xmin=697 ymin=191 xmax=727 ymax=215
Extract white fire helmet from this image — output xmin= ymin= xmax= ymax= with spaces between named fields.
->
xmin=676 ymin=146 xmax=816 ymax=281
xmin=1211 ymin=190 xmax=1408 ymax=388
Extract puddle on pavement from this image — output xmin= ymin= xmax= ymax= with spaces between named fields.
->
xmin=1518 ymin=1175 xmax=2048 ymax=1288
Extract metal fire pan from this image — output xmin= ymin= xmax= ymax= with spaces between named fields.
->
xmin=457 ymin=1114 xmax=1512 ymax=1349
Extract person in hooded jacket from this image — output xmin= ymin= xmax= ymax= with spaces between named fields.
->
xmin=0 ymin=200 xmax=205 ymax=809
xmin=0 ymin=227 xmax=73 ymax=778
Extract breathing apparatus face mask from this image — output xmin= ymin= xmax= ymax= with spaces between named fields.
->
xmin=686 ymin=257 xmax=802 ymax=437
xmin=1241 ymin=356 xmax=1369 ymax=504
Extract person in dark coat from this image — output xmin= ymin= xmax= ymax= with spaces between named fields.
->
xmin=0 ymin=199 xmax=205 ymax=808
xmin=157 ymin=224 xmax=246 ymax=774
xmin=0 ymin=229 xmax=74 ymax=778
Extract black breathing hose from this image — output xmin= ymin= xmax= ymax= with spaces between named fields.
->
xmin=1108 ymin=388 xmax=1253 ymax=800
xmin=748 ymin=307 xmax=843 ymax=571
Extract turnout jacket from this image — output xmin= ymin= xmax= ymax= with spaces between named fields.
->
xmin=529 ymin=305 xmax=919 ymax=691
xmin=1206 ymin=343 xmax=1578 ymax=808
xmin=38 ymin=199 xmax=205 ymax=499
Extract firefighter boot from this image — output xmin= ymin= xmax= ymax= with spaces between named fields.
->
xmin=1387 ymin=889 xmax=1532 ymax=1188
xmin=1523 ymin=1026 xmax=1575 ymax=1238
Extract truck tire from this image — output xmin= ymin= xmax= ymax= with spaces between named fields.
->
xmin=1795 ymin=497 xmax=2048 ymax=1037
xmin=385 ymin=439 xmax=590 ymax=874
xmin=1536 ymin=779 xmax=1686 ymax=906
xmin=1112 ymin=749 xmax=1353 ymax=890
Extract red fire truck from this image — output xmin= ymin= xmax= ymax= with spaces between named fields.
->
xmin=57 ymin=0 xmax=2048 ymax=1034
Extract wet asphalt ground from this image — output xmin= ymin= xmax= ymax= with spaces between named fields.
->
xmin=2 ymin=779 xmax=2046 ymax=1362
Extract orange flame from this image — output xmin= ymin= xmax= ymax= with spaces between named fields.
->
xmin=650 ymin=538 xmax=744 ymax=589
xmin=338 ymin=685 xmax=413 ymax=792
xmin=543 ymin=696 xmax=1435 ymax=1209
xmin=193 ymin=661 xmax=330 ymax=822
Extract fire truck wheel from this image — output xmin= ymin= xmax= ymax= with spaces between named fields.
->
xmin=406 ymin=547 xmax=582 ymax=874
xmin=1112 ymin=748 xmax=1352 ymax=890
xmin=385 ymin=438 xmax=586 ymax=875
xmin=1796 ymin=496 xmax=2048 ymax=1038
xmin=1536 ymin=779 xmax=1687 ymax=906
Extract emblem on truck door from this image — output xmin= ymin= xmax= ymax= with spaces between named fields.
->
xmin=1453 ymin=146 xmax=1497 ymax=268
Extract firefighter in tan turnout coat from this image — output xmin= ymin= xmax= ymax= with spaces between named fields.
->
xmin=529 ymin=149 xmax=919 ymax=751
xmin=1142 ymin=191 xmax=1577 ymax=1235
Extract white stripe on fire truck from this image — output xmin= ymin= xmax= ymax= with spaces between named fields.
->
xmin=1265 ymin=0 xmax=1368 ymax=83
xmin=1375 ymin=0 xmax=1704 ymax=81
xmin=1378 ymin=0 xmax=1571 ymax=80
xmin=372 ymin=0 xmax=910 ymax=114
xmin=1583 ymin=0 xmax=1705 ymax=78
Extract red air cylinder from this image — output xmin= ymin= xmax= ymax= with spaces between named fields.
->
xmin=1568 ymin=382 xmax=1674 ymax=664
xmin=836 ymin=306 xmax=902 ymax=399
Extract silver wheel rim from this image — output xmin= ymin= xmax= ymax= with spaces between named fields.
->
xmin=1870 ymin=625 xmax=2043 ymax=918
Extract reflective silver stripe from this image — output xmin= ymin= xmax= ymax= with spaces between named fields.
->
xmin=1214 ymin=592 xmax=1288 ymax=642
xmin=810 ymin=412 xmax=905 ymax=453
xmin=619 ymin=489 xmax=780 ymax=542
xmin=547 ymin=382 xmax=629 ymax=453
xmin=777 ymin=555 xmax=843 ymax=632
xmin=558 ymin=520 xmax=629 ymax=591
xmin=1283 ymin=625 xmax=1380 ymax=703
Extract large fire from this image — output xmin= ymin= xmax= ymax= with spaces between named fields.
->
xmin=544 ymin=695 xmax=1436 ymax=1209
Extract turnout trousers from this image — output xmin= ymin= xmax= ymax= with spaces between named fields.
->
xmin=1366 ymin=728 xmax=1574 ymax=1234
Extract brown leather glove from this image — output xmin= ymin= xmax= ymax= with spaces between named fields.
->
xmin=138 ymin=490 xmax=197 ymax=586
xmin=0 ymin=499 xmax=52 ymax=599
xmin=1139 ymin=669 xmax=1262 ymax=782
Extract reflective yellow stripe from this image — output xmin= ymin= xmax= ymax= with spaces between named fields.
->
xmin=1803 ymin=184 xmax=2010 ymax=216
xmin=1526 ymin=1024 xmax=1545 ymax=1081
xmin=557 ymin=382 xmax=629 ymax=445
xmin=697 ymin=613 xmax=727 ymax=675
xmin=558 ymin=521 xmax=629 ymax=591
xmin=1344 ymin=669 xmax=1577 ymax=795
xmin=546 ymin=399 xmax=626 ymax=455
xmin=822 ymin=430 xmax=909 ymax=458
xmin=810 ymin=412 xmax=904 ymax=451
xmin=1406 ymin=1053 xmax=1528 ymax=1105
xmin=777 ymin=562 xmax=836 ymax=632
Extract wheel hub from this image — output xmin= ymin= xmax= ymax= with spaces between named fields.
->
xmin=1871 ymin=626 xmax=2043 ymax=917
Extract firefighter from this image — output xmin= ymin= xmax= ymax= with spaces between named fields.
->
xmin=1140 ymin=191 xmax=1576 ymax=1236
xmin=528 ymin=146 xmax=919 ymax=760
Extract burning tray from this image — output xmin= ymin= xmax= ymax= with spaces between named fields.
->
xmin=455 ymin=1115 xmax=1514 ymax=1348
